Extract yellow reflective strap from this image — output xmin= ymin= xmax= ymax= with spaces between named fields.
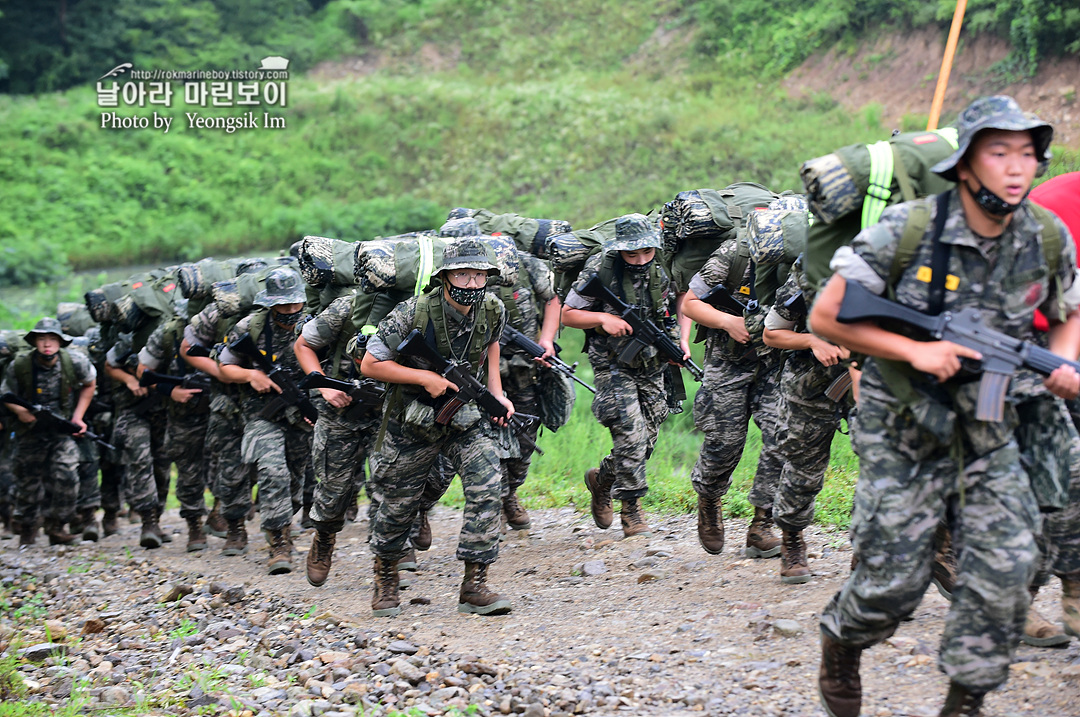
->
xmin=861 ymin=141 xmax=895 ymax=229
xmin=934 ymin=127 xmax=959 ymax=149
xmin=360 ymin=324 xmax=378 ymax=336
xmin=415 ymin=235 xmax=434 ymax=296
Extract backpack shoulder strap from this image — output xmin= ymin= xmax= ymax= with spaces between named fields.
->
xmin=1029 ymin=203 xmax=1062 ymax=277
xmin=888 ymin=195 xmax=936 ymax=289
xmin=12 ymin=352 xmax=32 ymax=399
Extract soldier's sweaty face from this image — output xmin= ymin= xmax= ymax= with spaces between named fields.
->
xmin=620 ymin=248 xmax=656 ymax=265
xmin=959 ymin=129 xmax=1038 ymax=206
xmin=33 ymin=334 xmax=61 ymax=359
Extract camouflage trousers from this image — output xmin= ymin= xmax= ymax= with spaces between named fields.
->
xmin=75 ymin=438 xmax=101 ymax=511
xmin=1 ymin=432 xmax=17 ymax=510
xmin=690 ymin=356 xmax=782 ymax=508
xmin=206 ymin=392 xmax=252 ymax=522
xmin=164 ymin=408 xmax=210 ymax=520
xmin=309 ymin=398 xmax=379 ymax=534
xmin=591 ymin=362 xmax=669 ymax=501
xmin=821 ymin=378 xmax=1040 ymax=693
xmin=13 ymin=432 xmax=79 ymax=523
xmin=370 ymin=419 xmax=503 ymax=564
xmin=1033 ymin=396 xmax=1080 ymax=585
xmin=502 ymin=368 xmax=540 ymax=497
xmin=238 ymin=414 xmax=313 ymax=532
xmin=112 ymin=406 xmax=169 ymax=514
xmin=772 ymin=360 xmax=848 ymax=532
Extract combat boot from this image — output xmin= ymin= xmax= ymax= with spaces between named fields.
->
xmin=185 ymin=516 xmax=207 ymax=553
xmin=44 ymin=518 xmax=79 ymax=546
xmin=205 ymin=501 xmax=227 ymax=538
xmin=818 ymin=633 xmax=862 ymax=717
xmin=155 ymin=506 xmax=172 ymax=543
xmin=502 ymin=489 xmax=531 ymax=530
xmin=101 ymin=509 xmax=119 ymax=537
xmin=397 ymin=547 xmax=419 ymax=572
xmin=413 ymin=509 xmax=432 ymax=551
xmin=371 ymin=556 xmax=401 ymax=617
xmin=938 ymin=681 xmax=985 ymax=716
xmin=931 ymin=524 xmax=958 ymax=600
xmin=1062 ymin=578 xmax=1080 ymax=638
xmin=139 ymin=509 xmax=164 ymax=549
xmin=306 ymin=529 xmax=336 ymax=587
xmin=745 ymin=506 xmax=782 ymax=558
xmin=696 ymin=493 xmax=724 ymax=554
xmin=1022 ymin=585 xmax=1070 ymax=646
xmin=221 ymin=518 xmax=248 ymax=556
xmin=780 ymin=529 xmax=811 ymax=584
xmin=79 ymin=508 xmax=101 ymax=542
xmin=18 ymin=519 xmax=36 ymax=547
xmin=0 ymin=503 xmax=12 ymax=539
xmin=458 ymin=562 xmax=512 ymax=615
xmin=620 ymin=497 xmax=652 ymax=538
xmin=584 ymin=467 xmax=613 ymax=529
xmin=266 ymin=527 xmax=293 ymax=575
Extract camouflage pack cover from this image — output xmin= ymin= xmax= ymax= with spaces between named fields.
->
xmin=298 ymin=236 xmax=360 ymax=288
xmin=177 ymin=258 xmax=235 ymax=300
xmin=0 ymin=329 xmax=28 ymax=360
xmin=746 ymin=195 xmax=810 ymax=266
xmin=124 ymin=272 xmax=179 ymax=319
xmin=538 ymin=367 xmax=576 ymax=432
xmin=355 ymin=233 xmax=520 ymax=294
xmin=471 ymin=209 xmax=572 ymax=258
xmin=84 ymin=281 xmax=128 ymax=324
xmin=56 ymin=302 xmax=98 ymax=337
xmin=212 ymin=269 xmax=268 ymax=318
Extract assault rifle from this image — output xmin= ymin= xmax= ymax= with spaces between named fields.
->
xmin=1 ymin=393 xmax=116 ymax=451
xmin=396 ymin=329 xmax=543 ymax=455
xmin=183 ymin=343 xmax=212 ymax=359
xmin=577 ymin=275 xmax=704 ymax=381
xmin=138 ymin=369 xmax=212 ymax=393
xmin=299 ymin=372 xmax=386 ymax=421
xmin=693 ymin=283 xmax=757 ymax=359
xmin=228 ymin=333 xmax=319 ymax=424
xmin=837 ymin=280 xmax=1080 ymax=422
xmin=500 ymin=325 xmax=596 ymax=394
xmin=778 ymin=290 xmax=853 ymax=402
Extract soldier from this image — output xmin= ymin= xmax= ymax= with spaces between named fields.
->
xmin=0 ymin=330 xmax=27 ymax=539
xmin=681 ymin=237 xmax=784 ymax=558
xmin=218 ymin=267 xmax=315 ymax=575
xmin=563 ymin=214 xmax=684 ymax=539
xmin=360 ymin=237 xmax=513 ymax=617
xmin=762 ymin=260 xmax=851 ymax=582
xmin=810 ymin=96 xmax=1080 ymax=716
xmin=1 ymin=318 xmax=97 ymax=546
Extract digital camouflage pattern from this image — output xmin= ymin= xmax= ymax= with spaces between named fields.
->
xmin=822 ymin=190 xmax=1078 ymax=692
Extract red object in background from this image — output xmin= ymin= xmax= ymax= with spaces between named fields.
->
xmin=1030 ymin=172 xmax=1080 ymax=331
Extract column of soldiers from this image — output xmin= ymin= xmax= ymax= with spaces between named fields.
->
xmin=3 ymin=93 xmax=1080 ymax=717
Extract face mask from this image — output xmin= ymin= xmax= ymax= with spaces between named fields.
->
xmin=625 ymin=259 xmax=653 ymax=274
xmin=274 ymin=309 xmax=303 ymax=327
xmin=966 ymin=170 xmax=1025 ymax=217
xmin=447 ymin=285 xmax=485 ymax=307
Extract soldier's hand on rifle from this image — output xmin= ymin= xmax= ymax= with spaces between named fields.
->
xmin=534 ymin=337 xmax=556 ymax=369
xmin=810 ymin=338 xmax=850 ymax=367
xmin=70 ymin=417 xmax=88 ymax=437
xmin=598 ymin=314 xmax=633 ymax=337
xmin=170 ymin=386 xmax=204 ymax=404
xmin=421 ymin=373 xmax=458 ymax=399
xmin=249 ymin=371 xmax=281 ymax=395
xmin=319 ymin=387 xmax=352 ymax=408
xmin=125 ymin=375 xmax=149 ymax=398
xmin=13 ymin=406 xmax=36 ymax=425
xmin=907 ymin=341 xmax=982 ymax=383
xmin=1044 ymin=363 xmax=1080 ymax=400
xmin=721 ymin=313 xmax=750 ymax=344
xmin=491 ymin=393 xmax=515 ymax=427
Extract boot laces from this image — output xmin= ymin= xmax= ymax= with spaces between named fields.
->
xmin=313 ymin=532 xmax=334 ymax=562
xmin=784 ymin=531 xmax=806 ymax=564
xmin=826 ymin=641 xmax=861 ymax=687
xmin=700 ymin=496 xmax=720 ymax=528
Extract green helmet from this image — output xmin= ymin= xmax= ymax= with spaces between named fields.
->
xmin=931 ymin=95 xmax=1053 ymax=183
xmin=438 ymin=237 xmax=500 ymax=276
xmin=24 ymin=317 xmax=73 ymax=347
xmin=606 ymin=213 xmax=662 ymax=252
xmin=253 ymin=267 xmax=306 ymax=307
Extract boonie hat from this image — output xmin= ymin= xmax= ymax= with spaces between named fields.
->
xmin=607 ymin=213 xmax=662 ymax=252
xmin=439 ymin=237 xmax=500 ymax=276
xmin=931 ymin=95 xmax=1053 ymax=182
xmin=25 ymin=317 xmax=73 ymax=347
xmin=253 ymin=267 xmax=307 ymax=307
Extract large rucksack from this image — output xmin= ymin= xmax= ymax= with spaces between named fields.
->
xmin=746 ymin=195 xmax=811 ymax=305
xmin=354 ymin=233 xmax=520 ymax=295
xmin=457 ymin=209 xmax=572 ymax=258
xmin=800 ymin=128 xmax=959 ymax=289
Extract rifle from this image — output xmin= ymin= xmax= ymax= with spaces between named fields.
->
xmin=694 ymin=283 xmax=757 ymax=359
xmin=824 ymin=371 xmax=854 ymax=402
xmin=139 ymin=369 xmax=212 ymax=394
xmin=500 ymin=325 xmax=596 ymax=394
xmin=298 ymin=372 xmax=386 ymax=421
xmin=577 ymin=274 xmax=704 ymax=381
xmin=184 ymin=343 xmax=212 ymax=359
xmin=837 ymin=280 xmax=1080 ymax=422
xmin=1 ymin=393 xmax=116 ymax=451
xmin=395 ymin=329 xmax=543 ymax=455
xmin=228 ymin=333 xmax=319 ymax=424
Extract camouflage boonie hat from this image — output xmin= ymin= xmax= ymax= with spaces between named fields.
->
xmin=438 ymin=237 xmax=500 ymax=276
xmin=439 ymin=217 xmax=482 ymax=237
xmin=607 ymin=213 xmax=662 ymax=252
xmin=25 ymin=317 xmax=73 ymax=347
xmin=931 ymin=95 xmax=1053 ymax=182
xmin=253 ymin=267 xmax=306 ymax=307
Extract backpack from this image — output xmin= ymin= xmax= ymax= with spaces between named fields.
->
xmin=297 ymin=235 xmax=362 ymax=289
xmin=177 ymin=258 xmax=235 ymax=300
xmin=538 ymin=369 xmax=575 ymax=432
xmin=355 ymin=233 xmax=520 ymax=295
xmin=746 ymin=195 xmax=812 ymax=305
xmin=470 ymin=209 xmax=573 ymax=258
xmin=547 ymin=218 xmax=617 ymax=300
xmin=801 ymin=128 xmax=959 ymax=289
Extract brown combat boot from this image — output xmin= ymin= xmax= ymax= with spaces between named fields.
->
xmin=584 ymin=468 xmax=613 ymax=530
xmin=780 ymin=529 xmax=811 ymax=584
xmin=1022 ymin=585 xmax=1070 ymax=646
xmin=155 ymin=507 xmax=172 ymax=543
xmin=345 ymin=495 xmax=359 ymax=523
xmin=413 ymin=509 xmax=432 ymax=551
xmin=101 ymin=509 xmax=119 ymax=537
xmin=205 ymin=501 xmax=227 ymax=538
xmin=45 ymin=517 xmax=80 ymax=545
xmin=695 ymin=494 xmax=724 ymax=554
xmin=18 ymin=519 xmax=36 ymax=547
xmin=620 ymin=497 xmax=652 ymax=538
xmin=745 ymin=506 xmax=782 ymax=558
xmin=502 ymin=489 xmax=531 ymax=530
xmin=306 ymin=530 xmax=336 ymax=587
xmin=266 ymin=527 xmax=293 ymax=575
xmin=371 ymin=556 xmax=401 ymax=617
xmin=818 ymin=633 xmax=862 ymax=717
xmin=397 ymin=547 xmax=418 ymax=572
xmin=139 ymin=509 xmax=164 ymax=549
xmin=458 ymin=562 xmax=512 ymax=615
xmin=185 ymin=516 xmax=207 ymax=553
xmin=221 ymin=518 xmax=248 ymax=556
xmin=931 ymin=523 xmax=958 ymax=600
xmin=938 ymin=681 xmax=985 ymax=716
xmin=79 ymin=508 xmax=101 ymax=542
xmin=1063 ymin=578 xmax=1080 ymax=638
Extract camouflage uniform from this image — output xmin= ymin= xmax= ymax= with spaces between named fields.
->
xmin=1 ymin=346 xmax=96 ymax=527
xmin=686 ymin=239 xmax=783 ymax=508
xmin=366 ymin=288 xmax=508 ymax=565
xmin=821 ymin=188 xmax=1080 ymax=691
xmin=564 ymin=252 xmax=675 ymax=501
xmin=0 ymin=331 xmax=29 ymax=527
xmin=764 ymin=263 xmax=849 ymax=532
xmin=219 ymin=311 xmax=314 ymax=533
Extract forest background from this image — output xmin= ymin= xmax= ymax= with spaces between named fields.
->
xmin=1 ymin=0 xmax=1078 ymax=525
